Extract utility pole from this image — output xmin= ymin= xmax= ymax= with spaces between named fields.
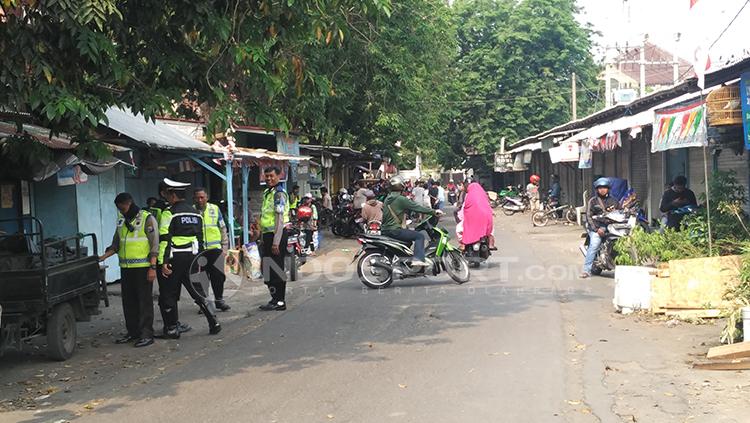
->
xmin=639 ymin=35 xmax=647 ymax=98
xmin=604 ymin=62 xmax=612 ymax=107
xmin=673 ymin=32 xmax=681 ymax=85
xmin=571 ymin=72 xmax=577 ymax=120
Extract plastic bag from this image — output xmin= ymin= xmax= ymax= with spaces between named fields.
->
xmin=225 ymin=249 xmax=241 ymax=275
xmin=242 ymin=242 xmax=262 ymax=280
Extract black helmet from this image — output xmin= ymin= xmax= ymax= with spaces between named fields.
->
xmin=389 ymin=175 xmax=405 ymax=191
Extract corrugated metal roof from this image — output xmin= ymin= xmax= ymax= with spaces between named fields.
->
xmin=104 ymin=107 xmax=212 ymax=152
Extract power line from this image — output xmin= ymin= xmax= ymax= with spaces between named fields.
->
xmin=709 ymin=0 xmax=750 ymax=49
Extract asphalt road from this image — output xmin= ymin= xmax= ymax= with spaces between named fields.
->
xmin=2 ymin=209 xmax=749 ymax=423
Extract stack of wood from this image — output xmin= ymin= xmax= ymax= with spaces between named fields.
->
xmin=650 ymin=255 xmax=742 ymax=318
xmin=694 ymin=343 xmax=750 ymax=370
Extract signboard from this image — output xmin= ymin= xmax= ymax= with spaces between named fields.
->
xmin=741 ymin=72 xmax=750 ymax=150
xmin=548 ymin=141 xmax=579 ymax=164
xmin=494 ymin=153 xmax=513 ymax=172
xmin=651 ymin=100 xmax=708 ymax=153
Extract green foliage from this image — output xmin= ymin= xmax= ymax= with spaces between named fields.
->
xmin=682 ymin=171 xmax=750 ymax=252
xmin=0 ymin=134 xmax=54 ymax=167
xmin=721 ymin=245 xmax=750 ymax=343
xmin=276 ymin=0 xmax=457 ymax=166
xmin=0 ymin=0 xmax=391 ymax=143
xmin=613 ymin=226 xmax=709 ymax=266
xmin=442 ymin=0 xmax=602 ymax=170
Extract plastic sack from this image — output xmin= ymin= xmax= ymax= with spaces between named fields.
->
xmin=225 ymin=249 xmax=242 ymax=275
xmin=242 ymin=242 xmax=262 ymax=280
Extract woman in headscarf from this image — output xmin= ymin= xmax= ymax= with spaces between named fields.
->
xmin=459 ymin=182 xmax=496 ymax=250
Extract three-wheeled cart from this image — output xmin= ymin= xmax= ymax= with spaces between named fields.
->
xmin=0 ymin=217 xmax=108 ymax=360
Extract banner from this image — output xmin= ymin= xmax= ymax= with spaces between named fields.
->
xmin=651 ymin=100 xmax=708 ymax=153
xmin=578 ymin=141 xmax=592 ymax=169
xmin=741 ymin=72 xmax=750 ymax=150
xmin=548 ymin=141 xmax=579 ymax=164
xmin=591 ymin=131 xmax=621 ymax=152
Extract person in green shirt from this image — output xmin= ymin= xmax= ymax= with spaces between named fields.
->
xmin=381 ymin=175 xmax=441 ymax=267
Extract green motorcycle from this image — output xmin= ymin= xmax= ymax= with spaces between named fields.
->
xmin=352 ymin=216 xmax=470 ymax=289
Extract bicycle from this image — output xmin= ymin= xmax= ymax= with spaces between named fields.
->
xmin=531 ymin=198 xmax=577 ymax=227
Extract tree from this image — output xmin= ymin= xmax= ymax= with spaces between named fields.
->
xmin=0 ymin=0 xmax=391 ymax=144
xmin=442 ymin=0 xmax=602 ymax=170
xmin=275 ymin=0 xmax=457 ymax=168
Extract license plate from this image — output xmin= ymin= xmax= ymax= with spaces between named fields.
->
xmin=287 ymin=236 xmax=298 ymax=244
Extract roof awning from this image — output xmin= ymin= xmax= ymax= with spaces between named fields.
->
xmin=508 ymin=142 xmax=542 ymax=153
xmin=564 ymin=81 xmax=733 ymax=144
xmin=104 ymin=107 xmax=213 ymax=153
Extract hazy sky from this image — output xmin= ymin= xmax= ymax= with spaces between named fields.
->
xmin=576 ymin=0 xmax=749 ymax=65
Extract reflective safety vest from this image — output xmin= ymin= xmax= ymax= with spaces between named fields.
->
xmin=148 ymin=207 xmax=163 ymax=225
xmin=290 ymin=194 xmax=299 ymax=210
xmin=117 ymin=209 xmax=152 ymax=268
xmin=157 ymin=208 xmax=172 ymax=265
xmin=200 ymin=202 xmax=223 ymax=250
xmin=260 ymin=187 xmax=289 ymax=233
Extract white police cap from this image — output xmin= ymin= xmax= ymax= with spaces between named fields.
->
xmin=163 ymin=178 xmax=190 ymax=191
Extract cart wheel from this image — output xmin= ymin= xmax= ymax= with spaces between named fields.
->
xmin=47 ymin=302 xmax=77 ymax=361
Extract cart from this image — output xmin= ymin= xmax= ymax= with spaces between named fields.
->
xmin=0 ymin=217 xmax=108 ymax=361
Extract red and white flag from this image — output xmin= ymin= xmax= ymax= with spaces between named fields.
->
xmin=689 ymin=0 xmax=712 ymax=89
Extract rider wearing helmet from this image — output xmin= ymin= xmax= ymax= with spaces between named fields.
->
xmin=581 ymin=177 xmax=620 ymax=278
xmin=381 ymin=175 xmax=440 ymax=267
xmin=527 ymin=174 xmax=541 ymax=211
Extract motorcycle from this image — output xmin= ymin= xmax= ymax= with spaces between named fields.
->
xmin=463 ymin=236 xmax=491 ymax=268
xmin=448 ymin=190 xmax=457 ymax=205
xmin=501 ymin=192 xmax=530 ymax=216
xmin=497 ymin=185 xmax=521 ymax=204
xmin=578 ymin=209 xmax=637 ymax=275
xmin=487 ymin=191 xmax=501 ymax=208
xmin=331 ymin=195 xmax=363 ymax=238
xmin=352 ymin=215 xmax=471 ymax=289
xmin=365 ymin=220 xmax=382 ymax=235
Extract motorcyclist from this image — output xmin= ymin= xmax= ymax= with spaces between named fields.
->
xmin=527 ymin=174 xmax=541 ymax=211
xmin=581 ymin=177 xmax=619 ymax=279
xmin=381 ymin=175 xmax=441 ymax=267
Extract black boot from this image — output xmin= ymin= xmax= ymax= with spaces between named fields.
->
xmin=215 ymin=299 xmax=231 ymax=312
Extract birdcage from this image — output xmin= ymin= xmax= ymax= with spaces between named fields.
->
xmin=706 ymin=85 xmax=742 ymax=126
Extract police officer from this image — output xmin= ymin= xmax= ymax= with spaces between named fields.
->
xmin=259 ymin=166 xmax=289 ymax=311
xmin=193 ymin=187 xmax=230 ymax=311
xmin=159 ymin=178 xmax=221 ymax=337
xmin=100 ymin=193 xmax=159 ymax=348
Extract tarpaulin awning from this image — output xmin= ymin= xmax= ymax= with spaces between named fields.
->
xmin=104 ymin=107 xmax=213 ymax=152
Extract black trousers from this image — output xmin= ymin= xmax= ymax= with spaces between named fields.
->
xmin=121 ymin=267 xmax=155 ymax=339
xmin=159 ymin=253 xmax=218 ymax=329
xmin=203 ymin=248 xmax=226 ymax=301
xmin=261 ymin=232 xmax=287 ymax=303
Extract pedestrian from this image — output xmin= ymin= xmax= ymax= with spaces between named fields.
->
xmin=259 ymin=166 xmax=290 ymax=311
xmin=289 ymin=185 xmax=300 ymax=210
xmin=659 ymin=175 xmax=697 ymax=230
xmin=299 ymin=193 xmax=318 ymax=255
xmin=99 ymin=193 xmax=158 ymax=348
xmin=412 ymin=182 xmax=426 ymax=207
xmin=159 ymin=178 xmax=221 ymax=337
xmin=321 ymin=187 xmax=333 ymax=211
xmin=361 ymin=190 xmax=383 ymax=224
xmin=527 ymin=174 xmax=541 ymax=211
xmin=435 ymin=181 xmax=446 ymax=210
xmin=549 ymin=174 xmax=562 ymax=218
xmin=193 ymin=187 xmax=231 ymax=311
xmin=353 ymin=181 xmax=368 ymax=210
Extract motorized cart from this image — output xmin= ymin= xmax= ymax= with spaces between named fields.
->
xmin=0 ymin=217 xmax=108 ymax=360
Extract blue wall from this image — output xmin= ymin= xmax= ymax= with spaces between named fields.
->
xmin=34 ymin=177 xmax=78 ymax=239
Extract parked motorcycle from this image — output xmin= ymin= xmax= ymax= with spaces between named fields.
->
xmin=463 ymin=236 xmax=491 ymax=268
xmin=578 ymin=209 xmax=637 ymax=275
xmin=501 ymin=192 xmax=530 ymax=216
xmin=353 ymin=215 xmax=470 ymax=289
xmin=331 ymin=196 xmax=363 ymax=238
xmin=497 ymin=185 xmax=521 ymax=203
xmin=487 ymin=191 xmax=501 ymax=208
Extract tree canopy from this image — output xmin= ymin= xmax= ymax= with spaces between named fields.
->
xmin=441 ymin=0 xmax=602 ymax=171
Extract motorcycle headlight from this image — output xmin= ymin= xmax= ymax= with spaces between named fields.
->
xmin=472 ymin=244 xmax=480 ymax=251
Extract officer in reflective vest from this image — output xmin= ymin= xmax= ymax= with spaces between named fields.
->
xmin=159 ymin=178 xmax=221 ymax=338
xmin=100 ymin=193 xmax=159 ymax=348
xmin=259 ymin=166 xmax=290 ymax=311
xmin=193 ymin=187 xmax=230 ymax=311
